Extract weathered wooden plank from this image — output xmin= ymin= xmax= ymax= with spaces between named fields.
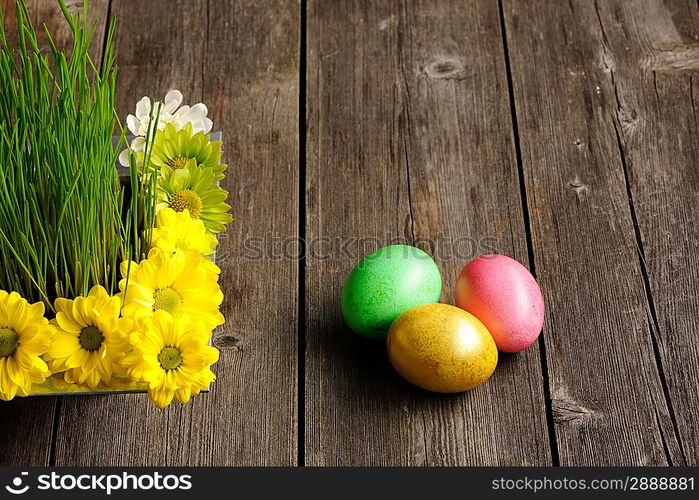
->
xmin=306 ymin=0 xmax=551 ymax=465
xmin=502 ymin=0 xmax=689 ymax=465
xmin=590 ymin=0 xmax=699 ymax=464
xmin=0 ymin=398 xmax=55 ymax=466
xmin=53 ymin=0 xmax=299 ymax=465
xmin=195 ymin=0 xmax=299 ymax=466
xmin=0 ymin=0 xmax=109 ymax=467
xmin=51 ymin=0 xmax=208 ymax=466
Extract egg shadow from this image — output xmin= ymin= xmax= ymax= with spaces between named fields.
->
xmin=308 ymin=292 xmax=484 ymax=419
xmin=309 ymin=292 xmax=412 ymax=394
xmin=495 ymin=350 xmax=518 ymax=366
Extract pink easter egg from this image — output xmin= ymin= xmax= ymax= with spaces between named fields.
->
xmin=455 ymin=254 xmax=544 ymax=353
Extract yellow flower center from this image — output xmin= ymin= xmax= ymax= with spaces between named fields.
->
xmin=169 ymin=189 xmax=203 ymax=218
xmin=153 ymin=287 xmax=182 ymax=314
xmin=0 ymin=327 xmax=19 ymax=358
xmin=158 ymin=346 xmax=182 ymax=371
xmin=79 ymin=326 xmax=104 ymax=351
xmin=168 ymin=156 xmax=192 ymax=170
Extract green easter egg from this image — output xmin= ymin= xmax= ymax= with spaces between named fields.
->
xmin=341 ymin=245 xmax=442 ymax=339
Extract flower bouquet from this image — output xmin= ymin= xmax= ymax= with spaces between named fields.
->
xmin=0 ymin=1 xmax=231 ymax=408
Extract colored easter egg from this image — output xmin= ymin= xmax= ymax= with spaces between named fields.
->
xmin=455 ymin=254 xmax=544 ymax=353
xmin=387 ymin=303 xmax=498 ymax=393
xmin=341 ymin=245 xmax=442 ymax=340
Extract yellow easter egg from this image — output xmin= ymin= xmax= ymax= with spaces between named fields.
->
xmin=387 ymin=303 xmax=498 ymax=393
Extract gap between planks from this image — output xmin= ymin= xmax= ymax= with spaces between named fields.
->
xmin=297 ymin=0 xmax=308 ymax=467
xmin=496 ymin=0 xmax=560 ymax=467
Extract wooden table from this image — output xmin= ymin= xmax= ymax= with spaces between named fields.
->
xmin=0 ymin=0 xmax=697 ymax=466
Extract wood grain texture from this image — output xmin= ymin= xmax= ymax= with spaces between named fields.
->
xmin=52 ymin=0 xmax=299 ymax=465
xmin=0 ymin=0 xmax=109 ymax=467
xmin=502 ymin=0 xmax=692 ymax=465
xmin=589 ymin=0 xmax=699 ymax=464
xmin=306 ymin=0 xmax=551 ymax=465
xmin=198 ymin=0 xmax=299 ymax=466
xmin=1 ymin=0 xmax=696 ymax=467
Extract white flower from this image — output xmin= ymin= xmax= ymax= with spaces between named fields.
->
xmin=118 ymin=90 xmax=213 ymax=166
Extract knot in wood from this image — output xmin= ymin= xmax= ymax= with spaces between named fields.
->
xmin=424 ymin=58 xmax=464 ymax=80
xmin=214 ymin=333 xmax=243 ymax=351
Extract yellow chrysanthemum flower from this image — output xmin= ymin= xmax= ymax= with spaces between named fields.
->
xmin=149 ymin=122 xmax=227 ymax=180
xmin=156 ymin=163 xmax=232 ymax=234
xmin=151 ymin=207 xmax=218 ymax=256
xmin=119 ymin=248 xmax=224 ymax=330
xmin=0 ymin=290 xmax=54 ymax=400
xmin=45 ymin=285 xmax=134 ymax=390
xmin=122 ymin=310 xmax=219 ymax=408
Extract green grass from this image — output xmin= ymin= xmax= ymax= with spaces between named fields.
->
xmin=0 ymin=0 xmax=152 ymax=311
